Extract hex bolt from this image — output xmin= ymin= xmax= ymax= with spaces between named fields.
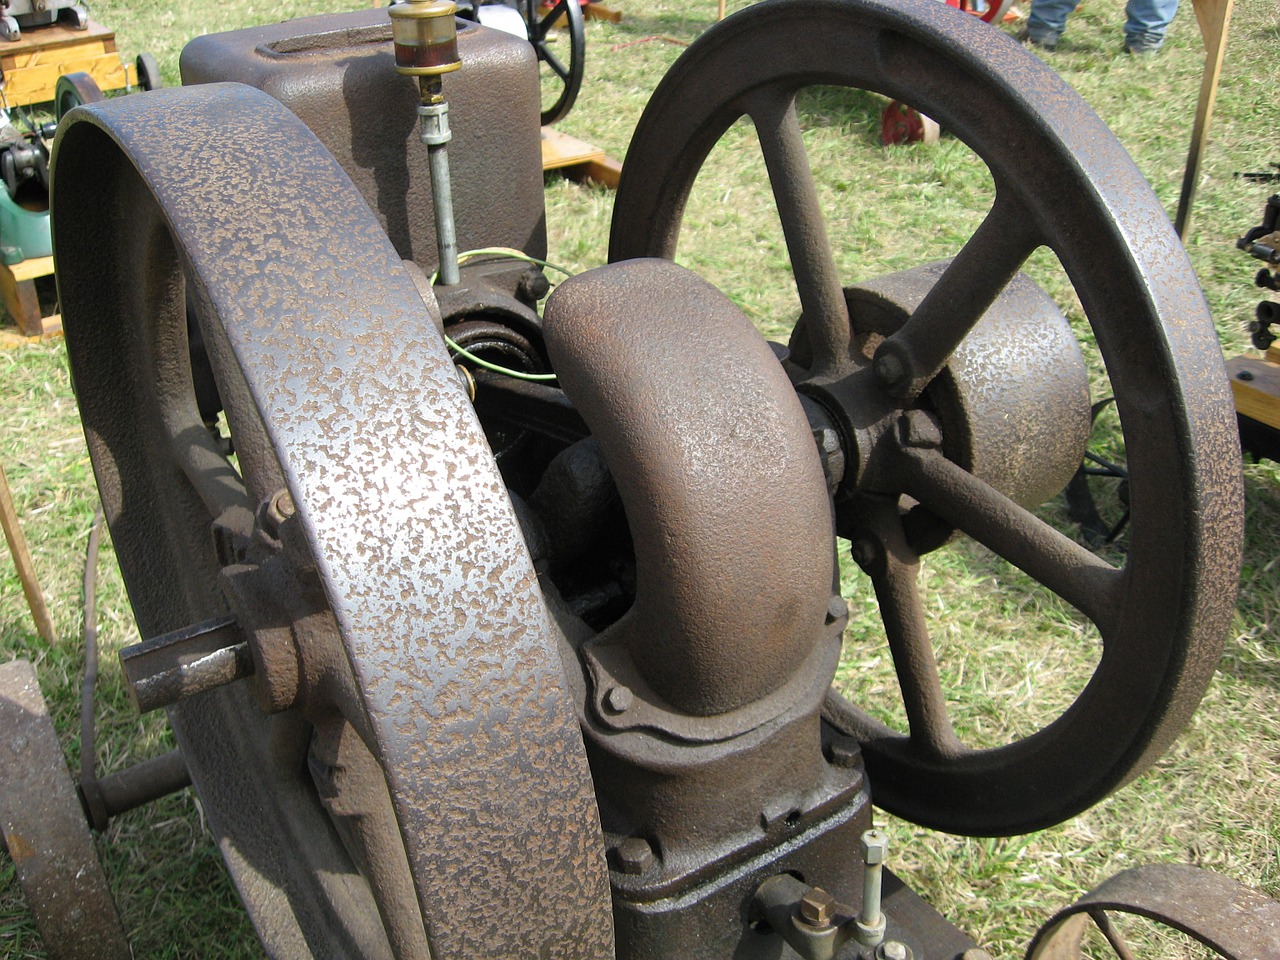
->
xmin=797 ymin=887 xmax=837 ymax=928
xmin=614 ymin=836 xmax=654 ymax=875
xmin=876 ymin=941 xmax=912 ymax=960
xmin=605 ymin=684 xmax=634 ymax=714
xmin=856 ymin=829 xmax=888 ymax=947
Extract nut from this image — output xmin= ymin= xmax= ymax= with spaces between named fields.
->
xmin=798 ymin=887 xmax=837 ymax=928
xmin=861 ymin=829 xmax=888 ymax=865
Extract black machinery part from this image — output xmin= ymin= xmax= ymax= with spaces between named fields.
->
xmin=522 ymin=0 xmax=585 ymax=126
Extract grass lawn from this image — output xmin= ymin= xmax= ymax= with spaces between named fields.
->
xmin=2 ymin=0 xmax=1278 ymax=956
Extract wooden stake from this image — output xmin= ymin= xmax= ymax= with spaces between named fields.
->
xmin=1174 ymin=0 xmax=1234 ymax=238
xmin=0 ymin=461 xmax=56 ymax=645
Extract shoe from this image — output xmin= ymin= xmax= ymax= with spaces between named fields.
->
xmin=1124 ymin=41 xmax=1162 ymax=54
xmin=1018 ymin=28 xmax=1058 ymax=50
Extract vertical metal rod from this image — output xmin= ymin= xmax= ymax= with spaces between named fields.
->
xmin=419 ymin=76 xmax=460 ymax=285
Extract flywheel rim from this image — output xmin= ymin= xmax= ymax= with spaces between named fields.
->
xmin=53 ymin=82 xmax=612 ymax=959
xmin=609 ymin=0 xmax=1243 ymax=836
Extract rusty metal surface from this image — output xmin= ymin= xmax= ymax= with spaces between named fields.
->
xmin=542 ymin=258 xmax=872 ymax=958
xmin=546 ymin=257 xmax=834 ymax=718
xmin=610 ymin=0 xmax=1244 ymax=836
xmin=179 ymin=7 xmax=547 ymax=272
xmin=0 ymin=660 xmax=130 ymax=960
xmin=53 ymin=83 xmax=611 ymax=959
xmin=1027 ymin=864 xmax=1280 ymax=959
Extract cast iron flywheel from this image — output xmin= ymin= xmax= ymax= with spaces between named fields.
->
xmin=53 ymin=84 xmax=613 ymax=960
xmin=610 ymin=0 xmax=1243 ymax=836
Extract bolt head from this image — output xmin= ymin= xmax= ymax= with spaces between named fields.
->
xmin=861 ymin=829 xmax=888 ymax=865
xmin=877 ymin=941 xmax=912 ymax=960
xmin=614 ymin=836 xmax=654 ymax=875
xmin=604 ymin=685 xmax=633 ymax=714
xmin=826 ymin=595 xmax=848 ymax=624
xmin=798 ymin=887 xmax=837 ymax=927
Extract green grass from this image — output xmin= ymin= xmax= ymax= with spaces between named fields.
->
xmin=3 ymin=0 xmax=1280 ymax=956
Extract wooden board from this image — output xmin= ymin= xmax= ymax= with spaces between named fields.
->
xmin=0 ymin=255 xmax=60 ymax=341
xmin=541 ymin=127 xmax=622 ymax=188
xmin=1227 ymin=351 xmax=1280 ymax=431
xmin=0 ymin=20 xmax=134 ymax=107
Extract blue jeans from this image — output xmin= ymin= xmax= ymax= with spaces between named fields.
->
xmin=1026 ymin=0 xmax=1179 ymax=49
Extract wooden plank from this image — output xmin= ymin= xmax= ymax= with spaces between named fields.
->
xmin=8 ymin=255 xmax=53 ymax=284
xmin=0 ymin=20 xmax=132 ymax=106
xmin=542 ymin=127 xmax=605 ymax=169
xmin=572 ymin=156 xmax=622 ymax=188
xmin=2 ymin=52 xmax=131 ymax=106
xmin=0 ymin=463 xmax=56 ymax=645
xmin=0 ymin=19 xmax=116 ymax=57
xmin=0 ymin=259 xmax=59 ymax=338
xmin=0 ymin=262 xmax=43 ymax=336
xmin=1227 ymin=356 xmax=1280 ymax=431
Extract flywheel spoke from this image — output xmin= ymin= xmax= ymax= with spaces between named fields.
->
xmin=898 ymin=446 xmax=1123 ymax=636
xmin=874 ymin=194 xmax=1040 ymax=401
xmin=860 ymin=500 xmax=964 ymax=760
xmin=543 ymin=47 xmax=570 ymax=79
xmin=746 ymin=87 xmax=851 ymax=376
xmin=1089 ymin=908 xmax=1139 ymax=960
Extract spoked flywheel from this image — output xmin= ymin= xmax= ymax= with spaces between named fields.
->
xmin=521 ymin=0 xmax=585 ymax=126
xmin=53 ymin=84 xmax=612 ymax=959
xmin=610 ymin=0 xmax=1243 ymax=836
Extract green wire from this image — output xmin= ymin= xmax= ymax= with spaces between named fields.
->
xmin=444 ymin=335 xmax=559 ymax=381
xmin=433 ymin=247 xmax=574 ymax=382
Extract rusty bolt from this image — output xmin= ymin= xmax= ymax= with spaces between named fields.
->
xmin=605 ymin=685 xmax=634 ymax=714
xmin=797 ymin=887 xmax=837 ymax=928
xmin=614 ymin=837 xmax=654 ymax=875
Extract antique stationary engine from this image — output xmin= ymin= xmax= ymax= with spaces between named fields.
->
xmin=0 ymin=0 xmax=1255 ymax=956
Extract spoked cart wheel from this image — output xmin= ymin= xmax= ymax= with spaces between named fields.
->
xmin=1027 ymin=865 xmax=1280 ymax=959
xmin=52 ymin=84 xmax=613 ymax=959
xmin=610 ymin=0 xmax=1243 ymax=837
xmin=521 ymin=0 xmax=585 ymax=126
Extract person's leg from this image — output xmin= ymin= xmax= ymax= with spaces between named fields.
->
xmin=1124 ymin=0 xmax=1179 ymax=51
xmin=1024 ymin=0 xmax=1076 ymax=46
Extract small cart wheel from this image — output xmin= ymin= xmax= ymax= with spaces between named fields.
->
xmin=136 ymin=52 xmax=164 ymax=91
